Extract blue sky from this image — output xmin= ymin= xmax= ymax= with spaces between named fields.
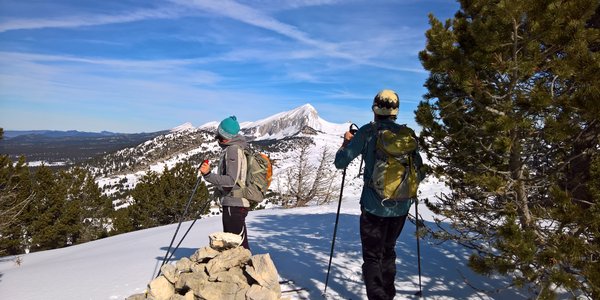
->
xmin=0 ymin=0 xmax=458 ymax=133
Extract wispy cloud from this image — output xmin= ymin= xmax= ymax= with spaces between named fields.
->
xmin=262 ymin=0 xmax=344 ymax=11
xmin=0 ymin=7 xmax=185 ymax=32
xmin=173 ymin=0 xmax=342 ymax=52
xmin=286 ymin=71 xmax=323 ymax=83
xmin=172 ymin=0 xmax=425 ymax=73
xmin=0 ymin=51 xmax=224 ymax=93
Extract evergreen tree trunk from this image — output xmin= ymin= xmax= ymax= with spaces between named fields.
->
xmin=509 ymin=133 xmax=532 ymax=229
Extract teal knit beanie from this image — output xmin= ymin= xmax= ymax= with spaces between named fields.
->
xmin=217 ymin=116 xmax=240 ymax=139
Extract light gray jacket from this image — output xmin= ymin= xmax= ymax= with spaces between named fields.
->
xmin=203 ymin=135 xmax=249 ymax=207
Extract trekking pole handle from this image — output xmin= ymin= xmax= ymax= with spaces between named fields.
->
xmin=349 ymin=123 xmax=359 ymax=135
xmin=197 ymin=160 xmax=209 ymax=178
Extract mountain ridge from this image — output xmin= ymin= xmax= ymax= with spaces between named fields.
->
xmin=3 ymin=129 xmax=121 ymax=139
xmin=91 ymin=104 xmax=349 ymax=203
xmin=199 ymin=103 xmax=348 ymax=140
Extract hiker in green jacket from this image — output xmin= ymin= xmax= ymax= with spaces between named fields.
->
xmin=199 ymin=116 xmax=251 ymax=250
xmin=334 ymin=90 xmax=425 ymax=300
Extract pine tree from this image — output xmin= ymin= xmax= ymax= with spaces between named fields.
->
xmin=56 ymin=169 xmax=83 ymax=246
xmin=80 ymin=168 xmax=112 ymax=241
xmin=0 ymin=155 xmax=34 ymax=255
xmin=167 ymin=162 xmax=210 ymax=223
xmin=111 ymin=208 xmax=134 ymax=235
xmin=114 ymin=162 xmax=209 ymax=233
xmin=28 ymin=165 xmax=69 ymax=251
xmin=62 ymin=167 xmax=112 ymax=243
xmin=417 ymin=0 xmax=599 ymax=298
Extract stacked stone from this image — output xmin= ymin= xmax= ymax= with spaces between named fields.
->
xmin=128 ymin=232 xmax=282 ymax=300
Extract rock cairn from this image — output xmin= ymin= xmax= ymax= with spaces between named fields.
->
xmin=127 ymin=232 xmax=282 ymax=300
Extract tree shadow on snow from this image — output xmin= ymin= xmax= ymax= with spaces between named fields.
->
xmin=155 ymin=247 xmax=198 ymax=262
xmin=0 ymin=256 xmax=15 ymax=283
xmin=151 ymin=247 xmax=198 ymax=279
xmin=248 ymin=212 xmax=528 ymax=300
xmin=249 ymin=213 xmax=364 ymax=299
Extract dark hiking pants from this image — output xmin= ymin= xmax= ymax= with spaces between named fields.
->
xmin=360 ymin=210 xmax=408 ymax=300
xmin=222 ymin=206 xmax=250 ymax=250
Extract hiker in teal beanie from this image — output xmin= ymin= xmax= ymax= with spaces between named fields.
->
xmin=199 ymin=115 xmax=251 ymax=249
xmin=217 ymin=116 xmax=241 ymax=140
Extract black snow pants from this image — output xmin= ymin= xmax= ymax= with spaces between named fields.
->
xmin=222 ymin=206 xmax=250 ymax=250
xmin=360 ymin=210 xmax=408 ymax=300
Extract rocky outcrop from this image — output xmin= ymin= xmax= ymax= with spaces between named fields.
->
xmin=127 ymin=232 xmax=282 ymax=300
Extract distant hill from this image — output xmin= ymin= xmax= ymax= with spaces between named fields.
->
xmin=0 ymin=130 xmax=167 ymax=165
xmin=3 ymin=130 xmax=119 ymax=139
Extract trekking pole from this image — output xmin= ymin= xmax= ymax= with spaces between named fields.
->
xmin=156 ymin=160 xmax=207 ymax=278
xmin=415 ymin=198 xmax=423 ymax=297
xmin=163 ymin=195 xmax=214 ymax=265
xmin=357 ymin=157 xmax=364 ymax=177
xmin=323 ymin=124 xmax=357 ymax=296
xmin=323 ymin=167 xmax=346 ymax=296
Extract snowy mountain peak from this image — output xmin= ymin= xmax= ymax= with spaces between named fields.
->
xmin=198 ymin=121 xmax=219 ymax=129
xmin=294 ymin=103 xmax=317 ymax=115
xmin=195 ymin=104 xmax=348 ymax=140
xmin=170 ymin=122 xmax=195 ymax=132
xmin=242 ymin=103 xmax=326 ymax=140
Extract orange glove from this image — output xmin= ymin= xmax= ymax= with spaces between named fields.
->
xmin=199 ymin=160 xmax=210 ymax=175
xmin=341 ymin=131 xmax=354 ymax=147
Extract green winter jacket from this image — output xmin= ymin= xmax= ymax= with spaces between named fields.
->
xmin=334 ymin=119 xmax=424 ymax=217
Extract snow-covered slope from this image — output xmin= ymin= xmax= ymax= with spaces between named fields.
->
xmin=170 ymin=122 xmax=195 ymax=133
xmin=0 ymin=178 xmax=528 ymax=300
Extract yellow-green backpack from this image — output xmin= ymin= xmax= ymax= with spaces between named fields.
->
xmin=370 ymin=124 xmax=420 ymax=203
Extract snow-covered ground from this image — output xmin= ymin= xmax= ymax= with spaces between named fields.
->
xmin=26 ymin=160 xmax=68 ymax=167
xmin=1 ymin=105 xmax=530 ymax=299
xmin=0 ymin=176 xmax=527 ymax=300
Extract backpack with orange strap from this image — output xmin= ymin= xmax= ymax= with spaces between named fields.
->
xmin=234 ymin=149 xmax=273 ymax=202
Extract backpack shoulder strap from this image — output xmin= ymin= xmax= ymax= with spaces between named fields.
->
xmin=369 ymin=121 xmax=378 ymax=133
xmin=397 ymin=123 xmax=416 ymax=137
xmin=398 ymin=124 xmax=419 ymax=151
xmin=226 ymin=144 xmax=247 ymax=187
xmin=397 ymin=124 xmax=421 ymax=170
xmin=366 ymin=121 xmax=378 ymax=146
xmin=237 ymin=147 xmax=248 ymax=187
